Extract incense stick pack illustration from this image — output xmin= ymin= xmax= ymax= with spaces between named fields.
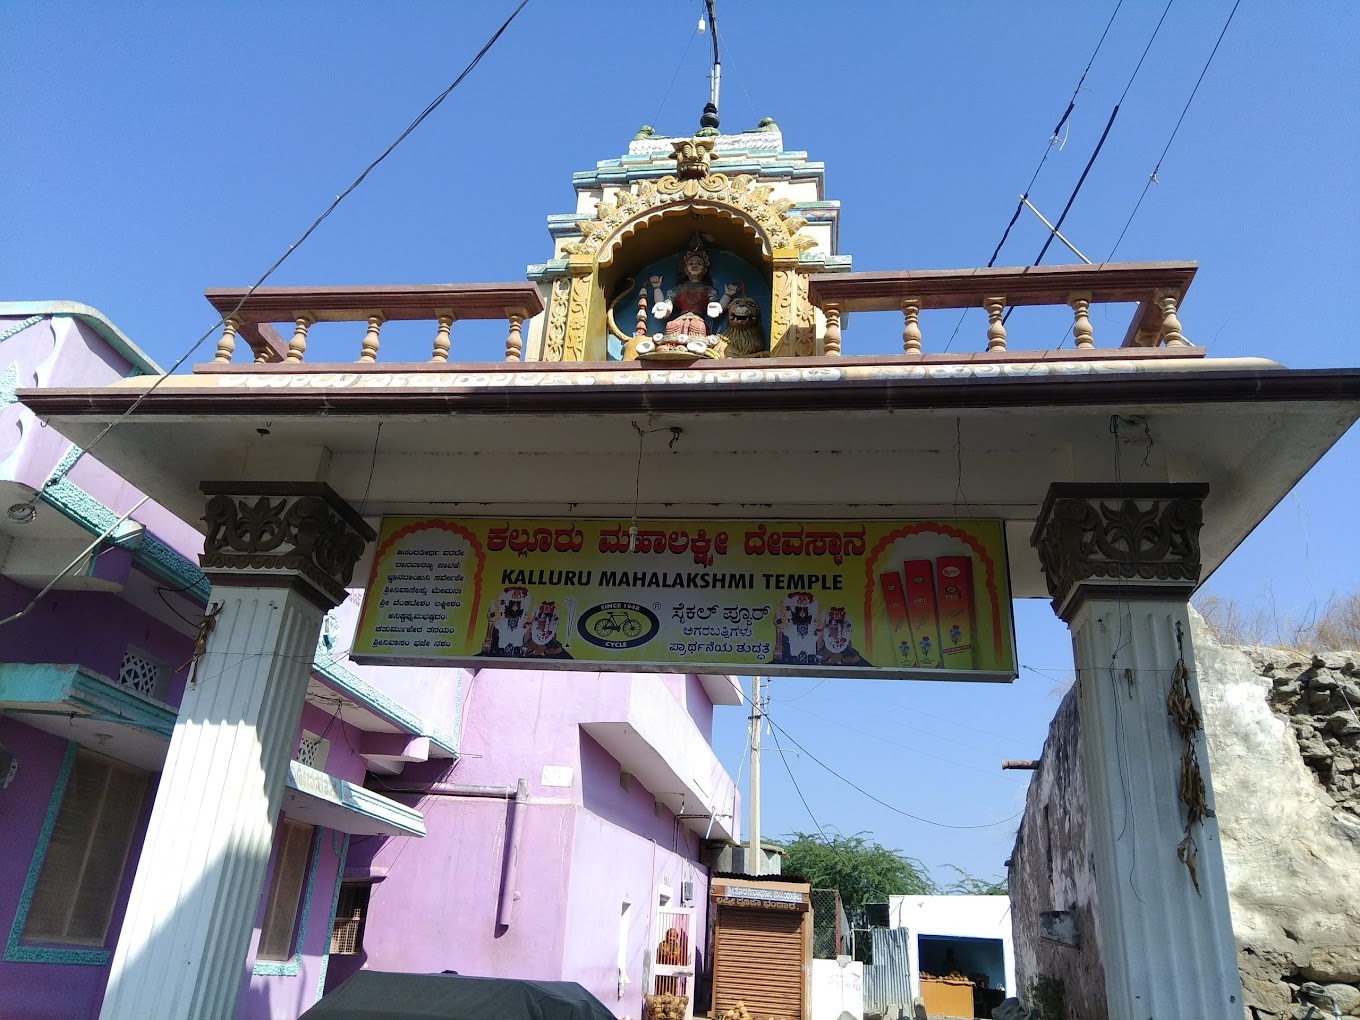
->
xmin=902 ymin=560 xmax=943 ymax=668
xmin=936 ymin=556 xmax=976 ymax=670
xmin=879 ymin=570 xmax=918 ymax=667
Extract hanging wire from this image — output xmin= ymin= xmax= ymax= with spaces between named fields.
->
xmin=775 ymin=699 xmax=1029 ymax=785
xmin=766 ymin=715 xmax=1025 ymax=830
xmin=650 ymin=13 xmax=702 ymax=131
xmin=943 ymin=0 xmax=1126 ymax=352
xmin=986 ymin=0 xmax=1127 ymax=269
xmin=995 ymin=0 xmax=1177 ymax=331
xmin=24 ymin=0 xmax=531 ymax=514
xmin=1104 ymin=0 xmax=1243 ymax=262
xmin=768 ymin=714 xmax=825 ymax=834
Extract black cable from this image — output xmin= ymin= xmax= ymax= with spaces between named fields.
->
xmin=1026 ymin=104 xmax=1120 ymax=270
xmin=33 ymin=0 xmax=531 ymax=504
xmin=986 ymin=0 xmax=1126 ymax=268
xmin=1105 ymin=0 xmax=1242 ymax=262
xmin=999 ymin=0 xmax=1177 ymax=323
xmin=359 ymin=422 xmax=384 ymax=515
xmin=650 ymin=18 xmax=700 ymax=131
xmin=946 ymin=0 xmax=1126 ymax=351
xmin=766 ymin=716 xmax=1024 ymax=831
xmin=768 ymin=715 xmax=824 ymax=834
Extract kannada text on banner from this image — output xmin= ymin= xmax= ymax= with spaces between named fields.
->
xmin=351 ymin=517 xmax=1017 ymax=681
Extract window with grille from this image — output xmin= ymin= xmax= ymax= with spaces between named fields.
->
xmin=296 ymin=730 xmax=331 ymax=771
xmin=257 ymin=819 xmax=315 ymax=961
xmin=118 ymin=647 xmax=169 ymax=702
xmin=23 ymin=749 xmax=148 ymax=946
xmin=330 ymin=882 xmax=370 ymax=955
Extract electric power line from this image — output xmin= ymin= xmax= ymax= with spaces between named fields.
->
xmin=1022 ymin=0 xmax=1176 ymax=273
xmin=985 ymin=0 xmax=1127 ymax=269
xmin=774 ymin=699 xmax=1029 ymax=785
xmin=765 ymin=715 xmax=1024 ymax=831
xmin=27 ymin=0 xmax=531 ymax=511
xmin=1105 ymin=0 xmax=1243 ymax=262
xmin=768 ymin=715 xmax=824 ymax=834
xmin=943 ymin=0 xmax=1127 ymax=352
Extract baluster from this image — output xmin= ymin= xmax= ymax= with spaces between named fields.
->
xmin=358 ymin=313 xmax=385 ymax=363
xmin=1156 ymin=290 xmax=1186 ymax=346
xmin=214 ymin=316 xmax=240 ymax=363
xmin=430 ymin=313 xmax=455 ymax=362
xmin=505 ymin=310 xmax=525 ymax=362
xmin=285 ymin=315 xmax=314 ymax=363
xmin=823 ymin=303 xmax=842 ymax=356
xmin=901 ymin=298 xmax=922 ymax=353
xmin=1069 ymin=291 xmax=1094 ymax=349
xmin=635 ymin=290 xmax=649 ymax=336
xmin=983 ymin=296 xmax=1007 ymax=351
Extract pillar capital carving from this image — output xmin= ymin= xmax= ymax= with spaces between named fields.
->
xmin=199 ymin=482 xmax=376 ymax=609
xmin=1030 ymin=483 xmax=1208 ymax=619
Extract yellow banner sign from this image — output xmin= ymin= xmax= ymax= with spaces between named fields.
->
xmin=351 ymin=517 xmax=1017 ymax=681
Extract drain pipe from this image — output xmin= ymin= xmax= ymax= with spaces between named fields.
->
xmin=379 ymin=778 xmax=530 ymax=930
xmin=497 ymin=779 xmax=530 ymax=928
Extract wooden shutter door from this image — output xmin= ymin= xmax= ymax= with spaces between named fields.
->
xmin=714 ymin=907 xmax=805 ymax=1020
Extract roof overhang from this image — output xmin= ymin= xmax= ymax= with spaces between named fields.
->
xmin=19 ymin=353 xmax=1360 ymax=602
xmin=0 ymin=662 xmax=174 ymax=771
xmin=281 ymin=759 xmax=426 ymax=837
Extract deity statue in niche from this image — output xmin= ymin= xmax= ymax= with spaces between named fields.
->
xmin=649 ymin=240 xmax=738 ymax=341
xmin=618 ymin=236 xmax=770 ymax=361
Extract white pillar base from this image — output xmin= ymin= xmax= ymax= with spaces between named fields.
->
xmin=99 ymin=584 xmax=323 ymax=1020
xmin=1070 ymin=597 xmax=1243 ymax=1020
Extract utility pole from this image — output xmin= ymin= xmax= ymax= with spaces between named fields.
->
xmin=747 ymin=674 xmax=761 ymax=876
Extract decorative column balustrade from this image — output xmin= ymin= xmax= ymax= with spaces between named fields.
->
xmin=1030 ymin=483 xmax=1243 ymax=1020
xmin=504 ymin=308 xmax=526 ymax=362
xmin=285 ymin=315 xmax=314 ymax=363
xmin=822 ymin=302 xmax=842 ymax=356
xmin=1069 ymin=290 xmax=1094 ymax=348
xmin=900 ymin=298 xmax=922 ymax=353
xmin=1156 ymin=288 xmax=1187 ymax=346
xmin=807 ymin=261 xmax=1199 ymax=355
xmin=983 ymin=295 xmax=1007 ymax=351
xmin=203 ymin=283 xmax=544 ymax=367
xmin=430 ymin=313 xmax=455 ymax=362
xmin=100 ymin=484 xmax=374 ymax=1020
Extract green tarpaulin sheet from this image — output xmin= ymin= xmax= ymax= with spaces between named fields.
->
xmin=300 ymin=971 xmax=618 ymax=1020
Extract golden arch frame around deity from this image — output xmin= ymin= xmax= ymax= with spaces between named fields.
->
xmin=545 ymin=137 xmax=820 ymax=363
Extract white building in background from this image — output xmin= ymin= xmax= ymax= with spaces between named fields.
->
xmin=889 ymin=895 xmax=1016 ymax=1006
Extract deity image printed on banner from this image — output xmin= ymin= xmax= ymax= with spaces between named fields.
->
xmin=772 ymin=591 xmax=872 ymax=667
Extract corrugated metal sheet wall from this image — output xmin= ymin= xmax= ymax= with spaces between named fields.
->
xmin=862 ymin=928 xmax=914 ymax=1017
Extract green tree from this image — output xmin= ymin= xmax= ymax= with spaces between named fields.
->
xmin=778 ymin=831 xmax=937 ymax=922
xmin=941 ymin=864 xmax=1008 ymax=896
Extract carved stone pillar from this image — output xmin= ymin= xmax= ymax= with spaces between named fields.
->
xmin=1031 ymin=484 xmax=1243 ymax=1020
xmin=100 ymin=484 xmax=373 ymax=1020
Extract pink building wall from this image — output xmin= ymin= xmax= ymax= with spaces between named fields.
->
xmin=334 ymin=666 xmax=725 ymax=1019
xmin=0 ymin=577 xmax=194 ymax=701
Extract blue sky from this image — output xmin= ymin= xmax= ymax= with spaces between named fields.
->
xmin=4 ymin=1 xmax=1357 ymax=884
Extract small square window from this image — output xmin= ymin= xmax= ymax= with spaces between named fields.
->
xmin=330 ymin=882 xmax=371 ymax=956
xmin=118 ymin=647 xmax=169 ymax=702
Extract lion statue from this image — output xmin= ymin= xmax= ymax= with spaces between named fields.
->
xmin=716 ymin=295 xmax=767 ymax=358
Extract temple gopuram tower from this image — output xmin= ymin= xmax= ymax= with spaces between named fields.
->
xmin=523 ymin=119 xmax=849 ymax=364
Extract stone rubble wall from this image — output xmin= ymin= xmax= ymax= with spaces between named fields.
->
xmin=1007 ymin=616 xmax=1360 ymax=1020
xmin=1188 ymin=624 xmax=1360 ymax=1019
